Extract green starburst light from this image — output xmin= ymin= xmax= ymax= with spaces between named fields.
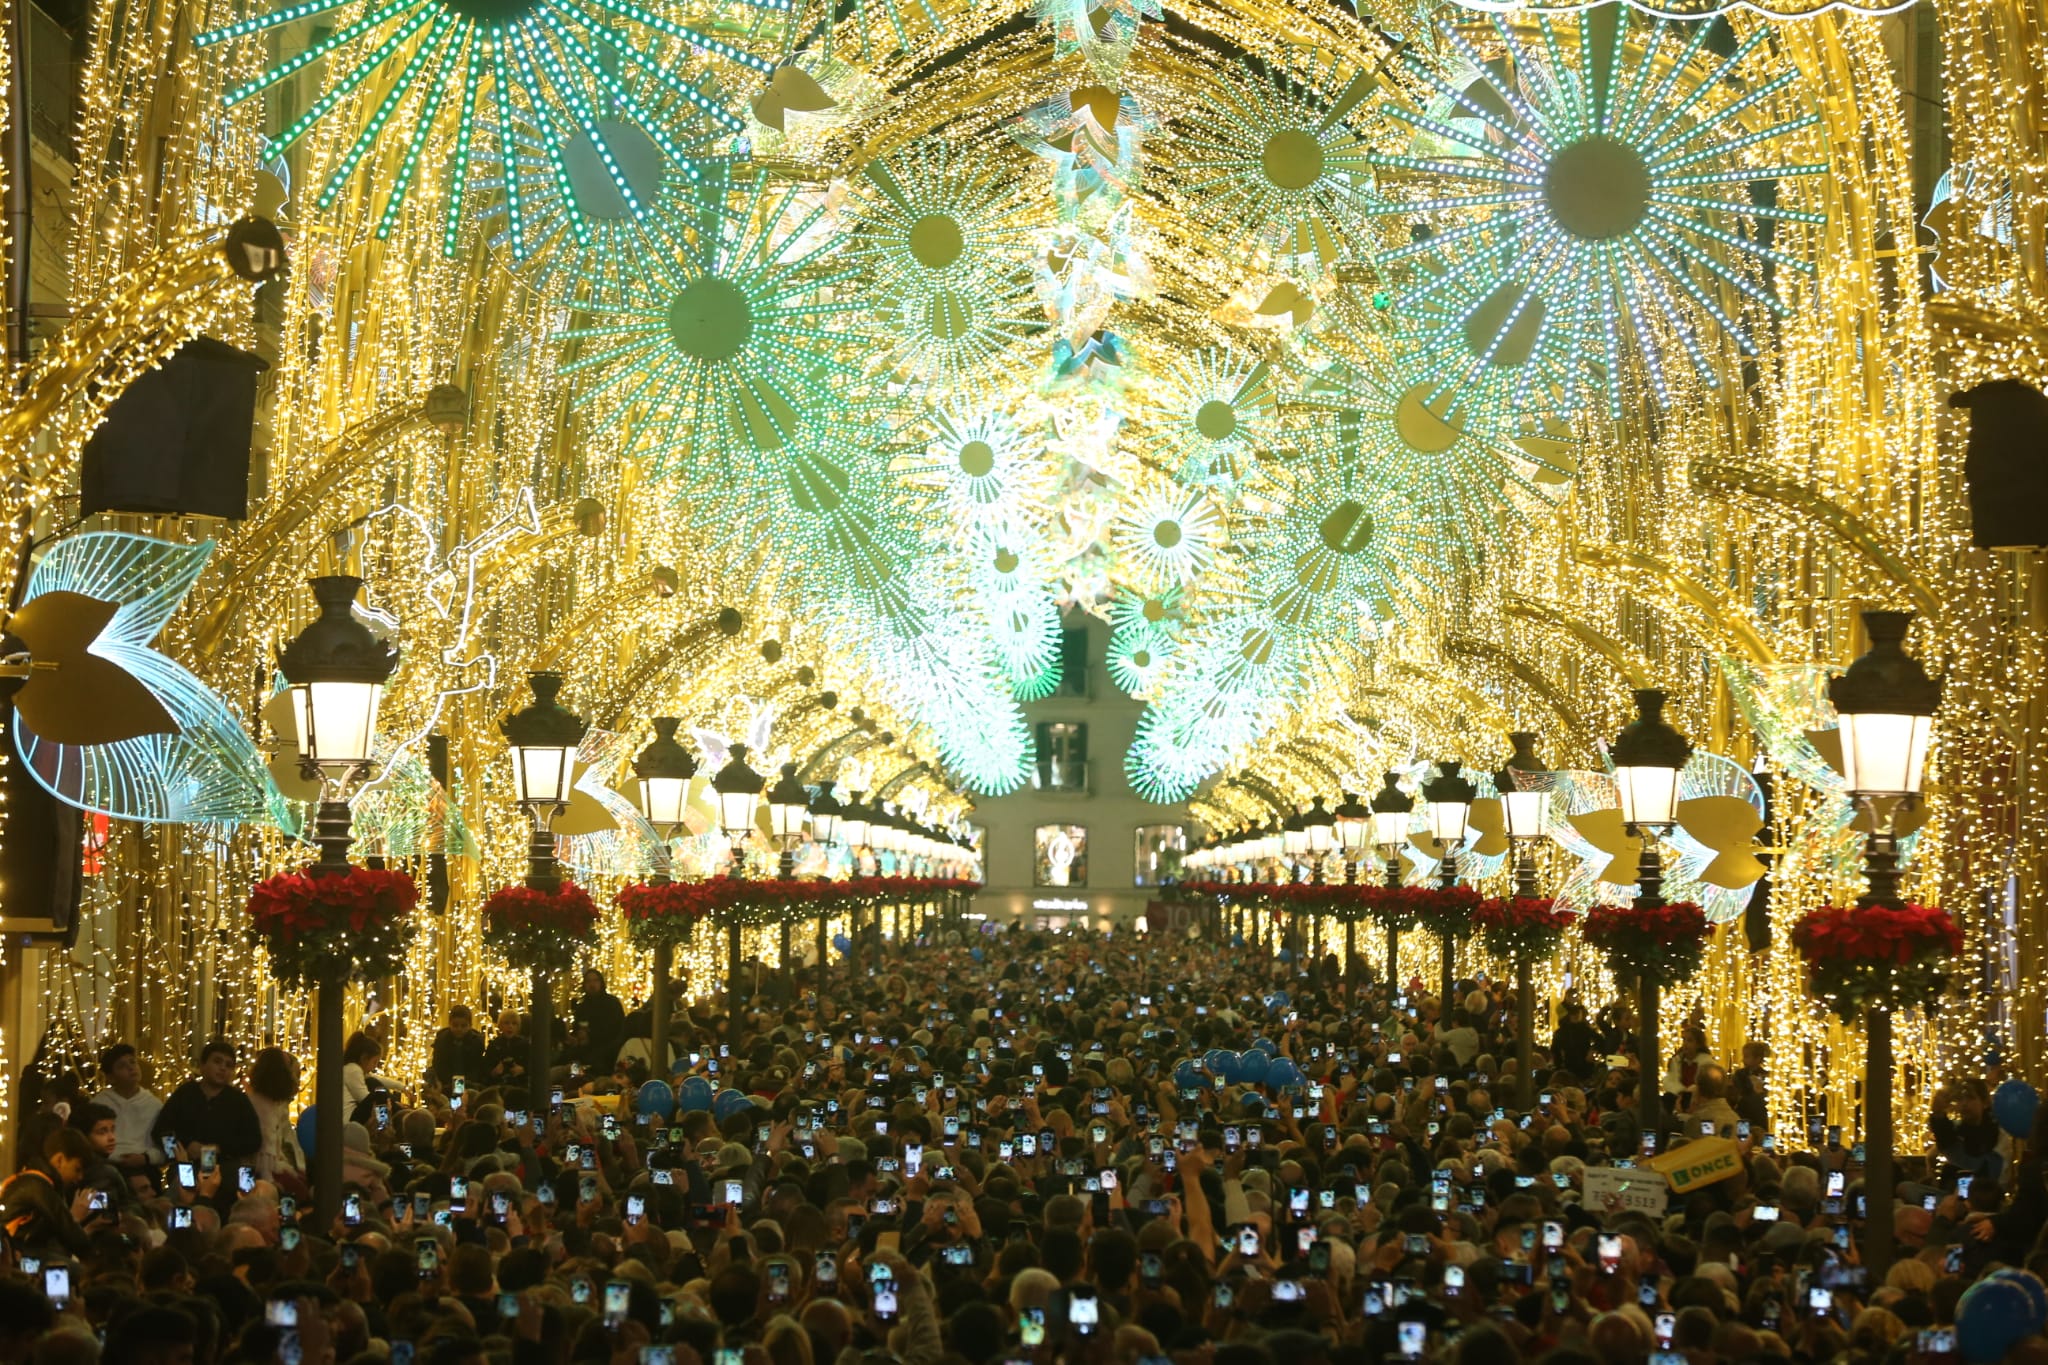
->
xmin=194 ymin=0 xmax=762 ymax=256
xmin=1111 ymin=483 xmax=1224 ymax=590
xmin=1173 ymin=62 xmax=1382 ymax=266
xmin=557 ymin=173 xmax=871 ymax=492
xmin=1369 ymin=12 xmax=1825 ymax=415
xmin=1142 ymin=346 xmax=1279 ymax=491
xmin=1107 ymin=626 xmax=1172 ymax=697
xmin=898 ymin=408 xmax=1053 ymax=541
xmin=1295 ymin=302 xmax=1564 ymax=569
xmin=850 ymin=143 xmax=1043 ymax=389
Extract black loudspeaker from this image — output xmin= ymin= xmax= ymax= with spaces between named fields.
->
xmin=0 ymin=701 xmax=83 ymax=942
xmin=80 ymin=336 xmax=269 ymax=521
xmin=1952 ymin=379 xmax=2048 ymax=550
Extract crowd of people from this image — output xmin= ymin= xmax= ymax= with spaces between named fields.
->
xmin=0 ymin=923 xmax=2039 ymax=1365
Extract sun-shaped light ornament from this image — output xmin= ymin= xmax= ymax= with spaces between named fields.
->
xmin=1112 ymin=484 xmax=1224 ymax=591
xmin=194 ymin=0 xmax=767 ymax=256
xmin=1106 ymin=626 xmax=1173 ymax=697
xmin=1141 ymin=346 xmax=1279 ymax=492
xmin=1109 ymin=584 xmax=1185 ymax=641
xmin=557 ymin=173 xmax=872 ymax=496
xmin=1174 ymin=63 xmax=1382 ymax=267
xmin=849 ymin=141 xmax=1043 ymax=391
xmin=1234 ymin=448 xmax=1449 ymax=673
xmin=1295 ymin=301 xmax=1566 ymax=569
xmin=898 ymin=408 xmax=1052 ymax=541
xmin=1368 ymin=12 xmax=1825 ymax=417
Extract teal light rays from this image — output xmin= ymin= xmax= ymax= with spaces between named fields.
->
xmin=1031 ymin=0 xmax=1160 ymax=58
xmin=196 ymin=0 xmax=761 ymax=255
xmin=476 ymin=71 xmax=744 ymax=265
xmin=558 ymin=173 xmax=871 ymax=494
xmin=1369 ymin=12 xmax=1825 ymax=416
xmin=1173 ymin=62 xmax=1382 ymax=266
xmin=1142 ymin=346 xmax=1279 ymax=492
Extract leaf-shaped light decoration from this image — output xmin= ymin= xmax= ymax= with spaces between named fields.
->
xmin=5 ymin=591 xmax=176 ymax=744
xmin=752 ymin=64 xmax=838 ymax=133
xmin=1566 ymin=808 xmax=1645 ymax=889
xmin=1674 ymin=795 xmax=1766 ymax=890
xmin=12 ymin=533 xmax=289 ymax=827
xmin=1465 ymin=796 xmax=1509 ymax=859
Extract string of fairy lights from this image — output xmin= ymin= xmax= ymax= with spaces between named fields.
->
xmin=3 ymin=0 xmax=2042 ymax=1157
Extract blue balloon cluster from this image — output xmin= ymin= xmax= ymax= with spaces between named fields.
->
xmin=1996 ymin=1079 xmax=2039 ymax=1138
xmin=1958 ymin=1270 xmax=2048 ymax=1362
xmin=636 ymin=1080 xmax=676 ymax=1120
xmin=714 ymin=1088 xmax=752 ymax=1123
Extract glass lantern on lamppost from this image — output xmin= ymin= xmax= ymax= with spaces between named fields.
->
xmin=501 ymin=671 xmax=589 ymax=1107
xmin=1422 ymin=761 xmax=1477 ymax=1008
xmin=1422 ymin=763 xmax=1476 ymax=890
xmin=1282 ymin=806 xmax=1310 ymax=884
xmin=1304 ymin=796 xmax=1336 ymax=880
xmin=767 ymin=763 xmax=810 ymax=879
xmin=1369 ymin=773 xmax=1414 ymax=996
xmin=766 ymin=762 xmax=811 ymax=982
xmin=631 ymin=717 xmax=696 ymax=1074
xmin=1495 ymin=730 xmax=1553 ymax=1105
xmin=1828 ymin=609 xmax=1942 ymax=1282
xmin=1370 ymin=774 xmax=1413 ymax=889
xmin=839 ymin=791 xmax=873 ymax=872
xmin=1497 ymin=732 xmax=1552 ymax=900
xmin=1333 ymin=792 xmax=1370 ymax=883
xmin=1830 ymin=610 xmax=1941 ymax=909
xmin=276 ymin=574 xmax=397 ymax=1231
xmin=280 ymin=575 xmax=399 ymax=871
xmin=1609 ymin=688 xmax=1694 ymax=1148
xmin=710 ymin=745 xmax=764 ymax=1052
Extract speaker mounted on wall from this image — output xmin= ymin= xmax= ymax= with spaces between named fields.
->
xmin=80 ymin=336 xmax=269 ymax=521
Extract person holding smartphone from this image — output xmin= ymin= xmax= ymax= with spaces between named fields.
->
xmin=149 ymin=1041 xmax=261 ymax=1208
xmin=0 ymin=1127 xmax=104 ymax=1260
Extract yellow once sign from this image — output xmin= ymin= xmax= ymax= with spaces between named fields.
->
xmin=1646 ymin=1137 xmax=1743 ymax=1195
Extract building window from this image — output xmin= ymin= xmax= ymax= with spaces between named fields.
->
xmin=1056 ymin=627 xmax=1089 ymax=696
xmin=1133 ymin=824 xmax=1186 ymax=886
xmin=1034 ymin=721 xmax=1088 ymax=791
xmin=1034 ymin=824 xmax=1088 ymax=886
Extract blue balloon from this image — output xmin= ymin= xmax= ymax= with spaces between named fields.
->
xmin=1204 ymin=1048 xmax=1234 ymax=1078
xmin=678 ymin=1075 xmax=714 ymax=1113
xmin=1959 ymin=1278 xmax=2037 ymax=1363
xmin=833 ymin=933 xmax=853 ymax=954
xmin=1277 ymin=948 xmax=1294 ymax=963
xmin=1990 ymin=1270 xmax=2048 ymax=1333
xmin=1996 ymin=1079 xmax=2040 ymax=1138
xmin=296 ymin=1105 xmax=319 ymax=1160
xmin=971 ymin=946 xmax=985 ymax=962
xmin=1253 ymin=1037 xmax=1278 ymax=1053
xmin=1173 ymin=1059 xmax=1202 ymax=1089
xmin=1269 ymin=991 xmax=1291 ymax=1009
xmin=1231 ymin=1050 xmax=1267 ymax=1085
xmin=1265 ymin=1057 xmax=1305 ymax=1090
xmin=636 ymin=1080 xmax=677 ymax=1120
